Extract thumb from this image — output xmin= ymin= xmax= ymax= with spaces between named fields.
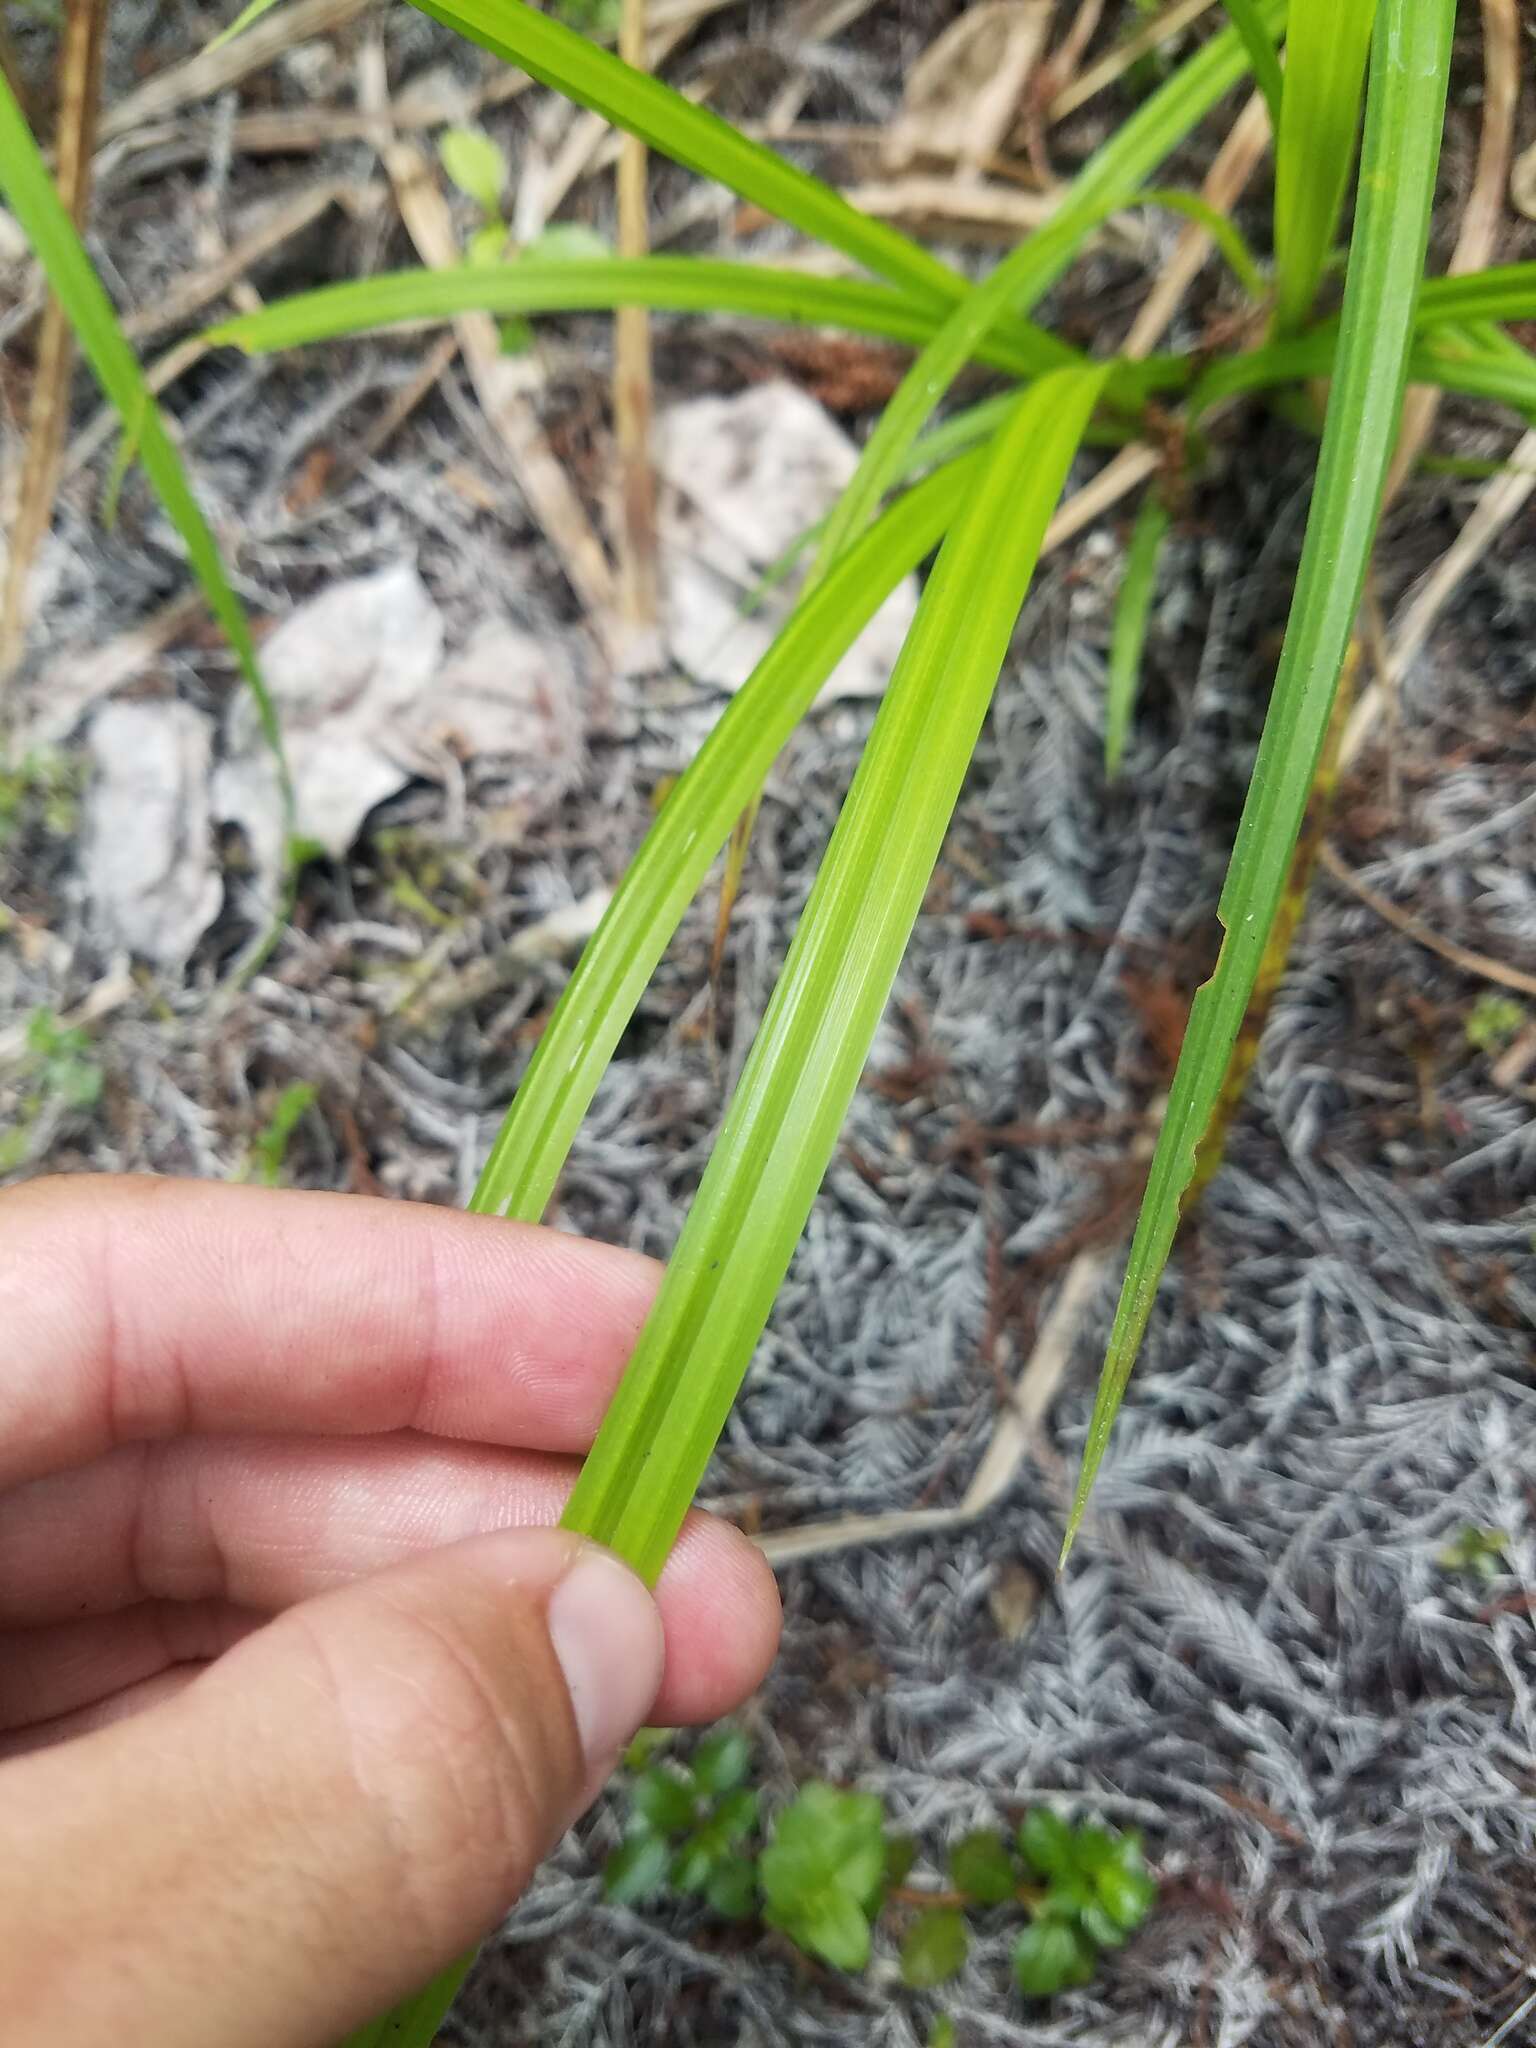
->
xmin=0 ymin=1528 xmax=663 ymax=2048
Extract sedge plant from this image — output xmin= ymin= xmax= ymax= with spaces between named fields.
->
xmin=8 ymin=0 xmax=1529 ymax=2035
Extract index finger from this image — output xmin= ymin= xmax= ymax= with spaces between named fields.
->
xmin=0 ymin=1175 xmax=658 ymax=1488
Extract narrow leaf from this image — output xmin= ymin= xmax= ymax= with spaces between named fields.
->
xmin=472 ymin=456 xmax=977 ymax=1225
xmin=0 ymin=69 xmax=292 ymax=843
xmin=809 ymin=0 xmax=1285 ymax=577
xmin=1217 ymin=0 xmax=1284 ymax=132
xmin=1415 ymin=263 xmax=1536 ymax=330
xmin=1272 ymin=0 xmax=1379 ymax=332
xmin=1184 ymin=639 xmax=1358 ymax=1205
xmin=205 ymin=253 xmax=1071 ymax=382
xmin=1067 ymin=0 xmax=1456 ymax=1557
xmin=402 ymin=0 xmax=962 ymax=312
xmin=560 ymin=365 xmax=1107 ymax=1584
xmin=204 ymin=0 xmax=286 ymax=54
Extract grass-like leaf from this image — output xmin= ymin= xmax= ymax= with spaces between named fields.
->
xmin=1065 ymin=0 xmax=1456 ymax=1558
xmin=472 ymin=455 xmax=978 ymax=1224
xmin=1216 ymin=0 xmax=1285 ymax=132
xmin=1185 ymin=641 xmax=1358 ymax=1206
xmin=0 ymin=69 xmax=290 ymax=822
xmin=1194 ymin=329 xmax=1536 ymax=429
xmin=809 ymin=0 xmax=1284 ymax=577
xmin=403 ymin=0 xmax=962 ymax=312
xmin=205 ymin=0 xmax=287 ymax=53
xmin=1272 ymin=0 xmax=1379 ymax=333
xmin=559 ymin=362 xmax=1108 ymax=1584
xmin=204 ymin=255 xmax=1075 ymax=381
xmin=1103 ymin=493 xmax=1170 ymax=780
xmin=1414 ymin=264 xmax=1536 ymax=330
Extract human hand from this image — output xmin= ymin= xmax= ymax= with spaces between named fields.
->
xmin=0 ymin=1175 xmax=780 ymax=2048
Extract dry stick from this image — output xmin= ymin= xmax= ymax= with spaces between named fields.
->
xmin=1123 ymin=88 xmax=1272 ymax=359
xmin=59 ymin=181 xmax=378 ymax=480
xmin=1049 ymin=0 xmax=1215 ymax=124
xmin=0 ymin=0 xmax=107 ymax=693
xmin=614 ymin=0 xmax=660 ymax=659
xmin=1382 ymin=0 xmax=1518 ymax=504
xmin=756 ymin=1248 xmax=1111 ymax=1567
xmin=1048 ymin=0 xmax=1109 ymax=101
xmin=839 ymin=176 xmax=1056 ymax=243
xmin=1338 ymin=427 xmax=1536 ymax=776
xmin=357 ymin=41 xmax=621 ymax=662
xmin=1317 ymin=843 xmax=1536 ymax=1001
xmin=96 ymin=0 xmax=374 ymax=141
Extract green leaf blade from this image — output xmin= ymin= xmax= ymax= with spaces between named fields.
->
xmin=0 ymin=71 xmax=291 ymax=835
xmin=204 ymin=254 xmax=1068 ymax=382
xmin=1272 ymin=0 xmax=1379 ymax=333
xmin=403 ymin=0 xmax=960 ymax=311
xmin=1066 ymin=0 xmax=1458 ymax=1560
xmin=560 ymin=365 xmax=1107 ymax=1584
xmin=809 ymin=0 xmax=1285 ymax=578
xmin=471 ymin=455 xmax=976 ymax=1228
xmin=1216 ymin=0 xmax=1285 ymax=131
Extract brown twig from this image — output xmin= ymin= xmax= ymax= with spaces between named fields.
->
xmin=1318 ymin=843 xmax=1536 ymax=1000
xmin=1 ymin=0 xmax=107 ymax=689
xmin=1049 ymin=0 xmax=1215 ymax=124
xmin=357 ymin=41 xmax=621 ymax=664
xmin=96 ymin=0 xmax=373 ymax=142
xmin=1339 ymin=427 xmax=1536 ymax=774
xmin=1123 ymin=89 xmax=1272 ymax=361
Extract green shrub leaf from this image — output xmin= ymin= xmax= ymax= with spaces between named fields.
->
xmin=1067 ymin=0 xmax=1458 ymax=1559
xmin=1093 ymin=1861 xmax=1158 ymax=1933
xmin=948 ymin=1829 xmax=1019 ymax=1905
xmin=438 ymin=125 xmax=508 ymax=217
xmin=632 ymin=1767 xmax=698 ymax=1835
xmin=604 ymin=1832 xmax=672 ymax=1906
xmin=901 ymin=1907 xmax=970 ymax=1990
xmin=705 ymin=1855 xmax=759 ymax=1920
xmin=692 ymin=1729 xmax=752 ymax=1797
xmin=759 ymin=1783 xmax=888 ymax=1967
xmin=1013 ymin=1919 xmax=1097 ymax=1998
xmin=1018 ymin=1809 xmax=1076 ymax=1880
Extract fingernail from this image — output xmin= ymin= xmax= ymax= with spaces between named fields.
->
xmin=546 ymin=1545 xmax=664 ymax=1767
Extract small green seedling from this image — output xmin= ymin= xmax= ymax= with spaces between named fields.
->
xmin=1465 ymin=995 xmax=1526 ymax=1054
xmin=439 ymin=126 xmax=512 ymax=267
xmin=1012 ymin=1810 xmax=1157 ymax=1996
xmin=602 ymin=1731 xmax=1156 ymax=2007
xmin=23 ymin=1008 xmax=104 ymax=1111
xmin=0 ymin=1009 xmax=105 ymax=1173
xmin=438 ymin=125 xmax=611 ymax=350
xmin=0 ymin=749 xmax=85 ymax=847
xmin=605 ymin=1727 xmax=760 ymax=1922
xmin=248 ymin=1081 xmax=317 ymax=1187
xmin=759 ymin=1782 xmax=891 ymax=1970
xmin=1437 ymin=1525 xmax=1509 ymax=1583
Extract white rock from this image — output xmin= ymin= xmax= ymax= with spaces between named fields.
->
xmin=84 ymin=700 xmax=221 ymax=966
xmin=655 ymin=382 xmax=920 ymax=704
